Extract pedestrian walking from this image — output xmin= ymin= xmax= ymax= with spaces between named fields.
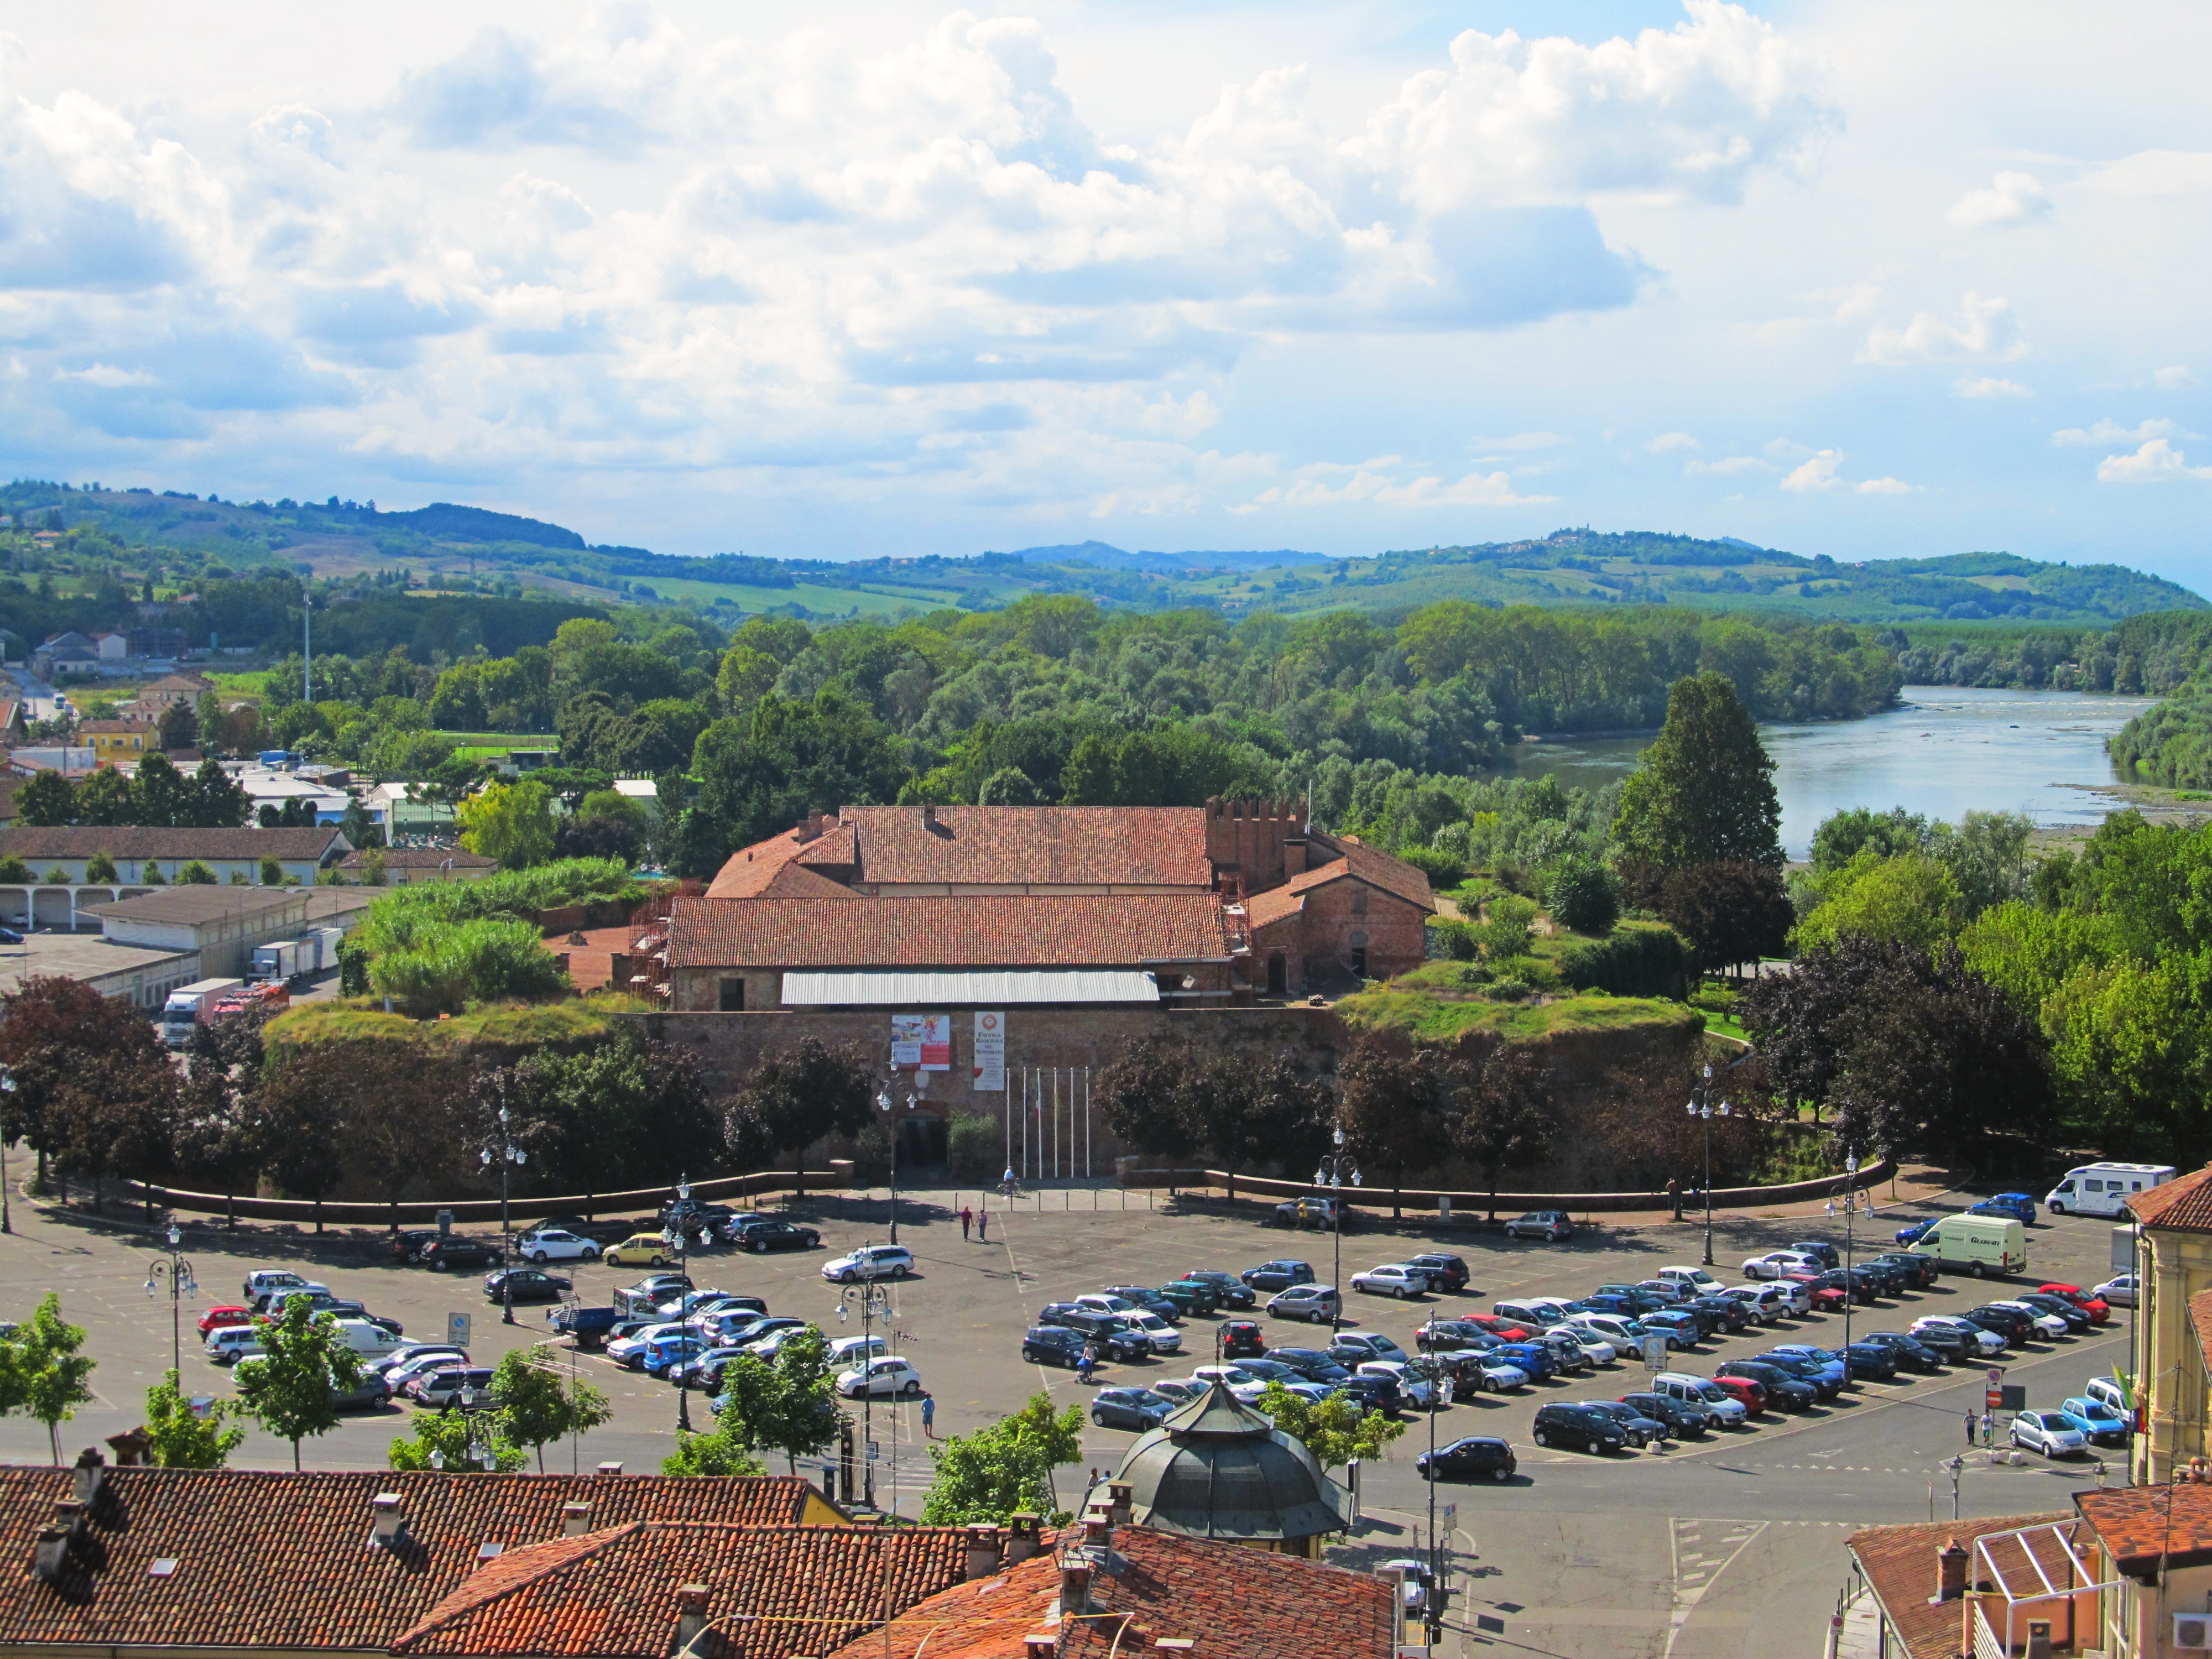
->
xmin=1965 ymin=1410 xmax=1976 ymax=1446
xmin=960 ymin=1206 xmax=973 ymax=1241
xmin=978 ymin=1209 xmax=989 ymax=1243
xmin=1078 ymin=1342 xmax=1098 ymax=1384
xmin=922 ymin=1394 xmax=936 ymax=1439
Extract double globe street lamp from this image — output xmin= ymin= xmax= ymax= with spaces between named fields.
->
xmin=837 ymin=1275 xmax=893 ymax=1510
xmin=143 ymin=1222 xmax=197 ymax=1375
xmin=1686 ymin=1065 xmax=1730 ymax=1267
xmin=662 ymin=1176 xmax=697 ymax=1433
xmin=481 ymin=1090 xmax=528 ymax=1326
xmin=1313 ymin=1127 xmax=1361 ymax=1335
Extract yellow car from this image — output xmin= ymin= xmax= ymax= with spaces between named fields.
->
xmin=603 ymin=1233 xmax=675 ymax=1268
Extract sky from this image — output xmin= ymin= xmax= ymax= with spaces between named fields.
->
xmin=2 ymin=1 xmax=2209 ymax=581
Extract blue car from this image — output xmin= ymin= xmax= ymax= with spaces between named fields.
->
xmin=640 ymin=1334 xmax=708 ymax=1377
xmin=1976 ymin=1193 xmax=2037 ymax=1224
xmin=2059 ymin=1395 xmax=2130 ymax=1447
xmin=1640 ymin=1310 xmax=1702 ymax=1348
xmin=1490 ymin=1342 xmax=1558 ymax=1382
xmin=1894 ymin=1218 xmax=1936 ymax=1246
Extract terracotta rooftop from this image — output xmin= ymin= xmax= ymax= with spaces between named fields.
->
xmin=0 ymin=1465 xmax=833 ymax=1652
xmin=394 ymin=1521 xmax=969 ymax=1659
xmin=1315 ymin=835 xmax=1438 ymax=911
xmin=2077 ymin=1480 xmax=2212 ymax=1573
xmin=1846 ymin=1512 xmax=2074 ymax=1659
xmin=668 ymin=894 xmax=1233 ymax=969
xmin=1244 ymin=884 xmax=1303 ymax=930
xmin=841 ymin=805 xmax=1213 ymax=889
xmin=706 ymin=823 xmax=854 ymax=900
xmin=823 ymin=1522 xmax=1395 ymax=1659
xmin=0 ymin=826 xmax=347 ymax=861
xmin=2129 ymin=1164 xmax=2212 ymax=1232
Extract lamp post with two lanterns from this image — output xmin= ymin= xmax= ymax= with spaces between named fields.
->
xmin=479 ymin=1081 xmax=528 ymax=1327
xmin=1314 ymin=1126 xmax=1361 ymax=1335
xmin=838 ymin=1274 xmax=892 ymax=1510
xmin=143 ymin=1222 xmax=197 ymax=1376
xmin=1 ymin=1071 xmax=16 ymax=1235
xmin=1686 ymin=1064 xmax=1730 ymax=1268
xmin=664 ymin=1176 xmax=696 ymax=1433
xmin=873 ymin=1076 xmax=919 ymax=1246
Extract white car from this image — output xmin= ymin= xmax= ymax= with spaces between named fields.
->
xmin=378 ymin=1347 xmax=468 ymax=1384
xmin=1495 ymin=1298 xmax=1573 ymax=1328
xmin=1742 ymin=1251 xmax=1820 ymax=1281
xmin=2010 ymin=1410 xmax=2089 ymax=1458
xmin=1547 ymin=1325 xmax=1617 ymax=1366
xmin=1124 ymin=1312 xmax=1182 ymax=1353
xmin=1360 ymin=1359 xmax=1438 ymax=1409
xmin=1719 ymin=1285 xmax=1789 ymax=1324
xmin=1187 ymin=1365 xmax=1269 ymax=1404
xmin=837 ymin=1355 xmax=922 ymax=1398
xmin=1657 ymin=1266 xmax=1723 ymax=1298
xmin=2093 ymin=1274 xmax=2138 ymax=1308
xmin=1566 ymin=1311 xmax=1637 ymax=1345
xmin=242 ymin=1269 xmax=315 ymax=1303
xmin=1913 ymin=1315 xmax=2006 ymax=1358
xmin=747 ymin=1324 xmax=823 ymax=1360
xmin=1990 ymin=1301 xmax=2071 ymax=1340
xmin=1652 ymin=1372 xmax=1747 ymax=1429
xmin=822 ymin=1245 xmax=915 ymax=1283
xmin=1350 ymin=1265 xmax=1427 ymax=1300
xmin=827 ymin=1334 xmax=889 ymax=1368
xmin=1072 ymin=1294 xmax=1142 ymax=1319
xmin=520 ymin=1229 xmax=601 ymax=1265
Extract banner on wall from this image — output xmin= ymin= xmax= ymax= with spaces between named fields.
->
xmin=972 ymin=1011 xmax=1005 ymax=1091
xmin=890 ymin=1013 xmax=952 ymax=1071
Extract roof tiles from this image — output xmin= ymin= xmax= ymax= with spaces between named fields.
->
xmin=0 ymin=826 xmax=346 ymax=862
xmin=1846 ymin=1512 xmax=2074 ymax=1659
xmin=2077 ymin=1479 xmax=2212 ymax=1572
xmin=2128 ymin=1164 xmax=2212 ymax=1232
xmin=668 ymin=894 xmax=1231 ymax=969
xmin=841 ymin=806 xmax=1212 ymax=889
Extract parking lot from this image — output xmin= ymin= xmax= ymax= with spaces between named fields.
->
xmin=0 ymin=1179 xmax=2137 ymax=1656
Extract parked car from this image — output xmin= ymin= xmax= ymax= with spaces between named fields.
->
xmin=640 ymin=1335 xmax=711 ymax=1378
xmin=1855 ymin=1331 xmax=1945 ymax=1372
xmin=1714 ymin=1360 xmax=1815 ymax=1411
xmin=1749 ymin=1351 xmax=1840 ymax=1400
xmin=197 ymin=1305 xmax=253 ymax=1337
xmin=1592 ymin=1285 xmax=1668 ymax=1314
xmin=1633 ymin=1278 xmax=1693 ymax=1305
xmin=838 ymin=1356 xmax=922 ymax=1398
xmin=1505 ymin=1212 xmax=1573 ymax=1243
xmin=1417 ymin=1436 xmax=1517 ymax=1481
xmin=1894 ymin=1218 xmax=1937 ymax=1246
xmin=734 ymin=1220 xmax=822 ymax=1254
xmin=1532 ymin=1402 xmax=1628 ymax=1454
xmin=1178 ymin=1270 xmax=1257 ymax=1309
xmin=1327 ymin=1332 xmax=1410 ymax=1366
xmin=411 ymin=1366 xmax=494 ymax=1408
xmin=549 ymin=1306 xmax=621 ymax=1350
xmin=1639 ymin=1310 xmax=1703 ymax=1349
xmin=518 ymin=1230 xmax=600 ymax=1265
xmin=1808 ymin=1269 xmax=1879 ymax=1307
xmin=1707 ymin=1373 xmax=1771 ymax=1416
xmin=1151 ymin=1281 xmax=1219 ymax=1316
xmin=1240 ymin=1260 xmax=1316 ymax=1293
xmin=1024 ymin=1326 xmax=1098 ymax=1369
xmin=2010 ymin=1410 xmax=2087 ymax=1458
xmin=2085 ymin=1376 xmax=2130 ymax=1417
xmin=242 ymin=1269 xmax=315 ymax=1303
xmin=1035 ymin=1307 xmax=1154 ymax=1363
xmin=1349 ymin=1265 xmax=1428 ymax=1300
xmin=1121 ymin=1312 xmax=1182 ymax=1354
xmin=2013 ymin=1293 xmax=2092 ymax=1335
xmin=603 ymin=1233 xmax=680 ymax=1269
xmin=1684 ymin=1296 xmax=1749 ymax=1335
xmin=1444 ymin=1352 xmax=1530 ymax=1397
xmin=821 ymin=1245 xmax=915 ymax=1283
xmin=1839 ymin=1342 xmax=1900 ymax=1381
xmin=2038 ymin=1284 xmax=2111 ymax=1323
xmin=1273 ymin=1195 xmax=1358 ymax=1231
xmin=1490 ymin=1342 xmax=1558 ymax=1384
xmin=1620 ymin=1389 xmax=1710 ymax=1438
xmin=612 ymin=1274 xmax=692 ymax=1317
xmin=1096 ymin=1287 xmax=1181 ymax=1322
xmin=1989 ymin=1300 xmax=2072 ymax=1340
xmin=826 ymin=1335 xmax=889 ymax=1369
xmin=1219 ymin=1319 xmax=1266 ymax=1359
xmin=1958 ymin=1305 xmax=2034 ymax=1345
xmin=1186 ymin=1364 xmax=1271 ymax=1405
xmin=1464 ymin=1312 xmax=1539 ymax=1340
xmin=607 ymin=1322 xmax=687 ymax=1367
xmin=521 ymin=1216 xmax=599 ymax=1244
xmin=1416 ymin=1318 xmax=1494 ymax=1353
xmin=1335 ymin=1374 xmax=1400 ymax=1416
xmin=1236 ymin=1359 xmax=1327 ymax=1401
xmin=1526 ymin=1331 xmax=1592 ymax=1374
xmin=421 ymin=1238 xmax=503 ymax=1273
xmin=1494 ymin=1298 xmax=1573 ymax=1330
xmin=483 ymin=1269 xmax=571 ymax=1304
xmin=1789 ymin=1240 xmax=1842 ymax=1268
xmin=1979 ymin=1192 xmax=2038 ymax=1225
xmin=1648 ymin=1373 xmax=1746 ymax=1428
xmin=2092 ymin=1273 xmax=2138 ymax=1308
xmin=1265 ymin=1285 xmax=1340 ymax=1323
xmin=1717 ymin=1286 xmax=1791 ymax=1324
xmin=1869 ymin=1252 xmax=1941 ymax=1291
xmin=1547 ymin=1326 xmax=1617 ymax=1366
xmin=392 ymin=1231 xmax=443 ymax=1265
xmin=2059 ymin=1396 xmax=2131 ymax=1447
xmin=1091 ymin=1387 xmax=1174 ymax=1430
xmin=380 ymin=1349 xmax=469 ymax=1390
xmin=1263 ymin=1347 xmax=1354 ymax=1387
xmin=1405 ymin=1253 xmax=1472 ymax=1292
xmin=205 ymin=1326 xmax=267 ymax=1365
xmin=1587 ymin=1400 xmax=1666 ymax=1448
xmin=1911 ymin=1315 xmax=2006 ymax=1358
xmin=252 ymin=1281 xmax=332 ymax=1312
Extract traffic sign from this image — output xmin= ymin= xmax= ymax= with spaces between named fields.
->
xmin=448 ymin=1312 xmax=471 ymax=1350
xmin=1986 ymin=1366 xmax=2004 ymax=1387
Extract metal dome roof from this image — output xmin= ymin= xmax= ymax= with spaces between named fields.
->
xmin=1107 ymin=1381 xmax=1345 ymax=1544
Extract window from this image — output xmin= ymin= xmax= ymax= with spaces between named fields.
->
xmin=717 ymin=978 xmax=745 ymax=1011
xmin=1349 ymin=886 xmax=1367 ymax=915
xmin=1266 ymin=953 xmax=1287 ymax=997
xmin=2085 ymin=1180 xmax=2103 ymax=1193
xmin=1350 ymin=947 xmax=1368 ymax=977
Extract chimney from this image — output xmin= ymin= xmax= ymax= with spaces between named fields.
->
xmin=1934 ymin=1539 xmax=1968 ymax=1602
xmin=1022 ymin=1637 xmax=1057 ymax=1659
xmin=1082 ymin=1513 xmax=1112 ymax=1552
xmin=674 ymin=1583 xmax=711 ymax=1656
xmin=1058 ymin=1559 xmax=1092 ymax=1618
xmin=369 ymin=1493 xmax=408 ymax=1550
xmin=2025 ymin=1620 xmax=2053 ymax=1659
xmin=71 ymin=1449 xmax=104 ymax=1507
xmin=30 ymin=1527 xmax=67 ymax=1583
xmin=964 ymin=1525 xmax=1003 ymax=1582
xmin=921 ymin=804 xmax=936 ymax=830
xmin=53 ymin=1502 xmax=85 ymax=1542
xmin=1107 ymin=1481 xmax=1133 ymax=1526
xmin=597 ymin=1461 xmax=624 ymax=1478
xmin=562 ymin=1503 xmax=593 ymax=1538
xmin=1005 ymin=1513 xmax=1041 ymax=1564
xmin=796 ymin=815 xmax=821 ymax=845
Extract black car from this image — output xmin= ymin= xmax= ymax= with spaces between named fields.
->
xmin=1619 ymin=1391 xmax=1710 ymax=1438
xmin=523 ymin=1216 xmax=601 ymax=1243
xmin=1587 ymin=1400 xmax=1666 ymax=1448
xmin=1035 ymin=1308 xmax=1152 ymax=1362
xmin=1715 ymin=1360 xmax=1817 ymax=1410
xmin=1667 ymin=1301 xmax=1726 ymax=1340
xmin=483 ymin=1269 xmax=572 ymax=1304
xmin=1405 ymin=1253 xmax=1472 ymax=1293
xmin=1241 ymin=1260 xmax=1316 ymax=1293
xmin=1102 ymin=1287 xmax=1182 ymax=1323
xmin=1687 ymin=1295 xmax=1751 ymax=1334
xmin=2016 ymin=1293 xmax=2093 ymax=1335
xmin=1180 ymin=1270 xmax=1258 ymax=1310
xmin=422 ymin=1237 xmax=503 ymax=1272
xmin=1532 ymin=1403 xmax=1628 ymax=1454
xmin=735 ymin=1220 xmax=822 ymax=1254
xmin=1869 ymin=1253 xmax=1940 ymax=1291
xmin=1790 ymin=1239 xmax=1842 ymax=1268
xmin=1264 ymin=1347 xmax=1353 ymax=1386
xmin=1418 ymin=1435 xmax=1516 ymax=1482
xmin=1235 ymin=1358 xmax=1314 ymax=1392
xmin=1857 ymin=1331 xmax=1945 ymax=1372
xmin=1026 ymin=1326 xmax=1109 ymax=1369
xmin=1220 ymin=1320 xmax=1266 ymax=1358
xmin=393 ymin=1229 xmax=442 ymax=1265
xmin=1415 ymin=1319 xmax=1493 ymax=1354
xmin=1809 ymin=1269 xmax=1878 ymax=1307
xmin=1089 ymin=1386 xmax=1173 ymax=1430
xmin=1335 ymin=1374 xmax=1400 ymax=1416
xmin=1961 ymin=1305 xmax=2033 ymax=1344
xmin=1750 ymin=1352 xmax=1840 ymax=1400
xmin=1840 ymin=1342 xmax=1900 ymax=1381
xmin=1849 ymin=1259 xmax=1907 ymax=1297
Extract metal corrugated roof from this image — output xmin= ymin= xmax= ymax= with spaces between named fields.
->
xmin=779 ymin=970 xmax=1161 ymax=1006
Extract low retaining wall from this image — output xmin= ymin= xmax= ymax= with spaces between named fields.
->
xmin=117 ymin=1167 xmax=816 ymax=1228
xmin=1121 ymin=1159 xmax=1897 ymax=1216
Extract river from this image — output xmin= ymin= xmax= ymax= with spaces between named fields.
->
xmin=1499 ymin=686 xmax=2162 ymax=857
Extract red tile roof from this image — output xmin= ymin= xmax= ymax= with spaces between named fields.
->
xmin=1846 ymin=1512 xmax=2074 ymax=1659
xmin=668 ymin=894 xmax=1232 ymax=969
xmin=0 ymin=1466 xmax=830 ymax=1652
xmin=1290 ymin=838 xmax=1436 ymax=912
xmin=1244 ymin=885 xmax=1304 ymax=929
xmin=0 ymin=826 xmax=346 ymax=861
xmin=2129 ymin=1164 xmax=2212 ymax=1232
xmin=706 ymin=825 xmax=849 ymax=900
xmin=2077 ymin=1480 xmax=2212 ymax=1572
xmin=823 ymin=1523 xmax=1395 ymax=1659
xmin=842 ymin=806 xmax=1212 ymax=889
xmin=395 ymin=1522 xmax=969 ymax=1659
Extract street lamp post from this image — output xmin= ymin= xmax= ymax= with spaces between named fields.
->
xmin=838 ymin=1271 xmax=892 ymax=1510
xmin=1843 ymin=1149 xmax=1860 ymax=1361
xmin=874 ymin=1078 xmax=913 ymax=1246
xmin=1686 ymin=1065 xmax=1729 ymax=1269
xmin=1314 ymin=1128 xmax=1361 ymax=1335
xmin=480 ymin=1089 xmax=527 ymax=1326
xmin=1 ymin=1071 xmax=16 ymax=1235
xmin=666 ymin=1176 xmax=695 ymax=1433
xmin=143 ymin=1222 xmax=197 ymax=1375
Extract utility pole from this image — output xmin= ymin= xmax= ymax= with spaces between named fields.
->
xmin=301 ymin=576 xmax=311 ymax=704
xmin=1687 ymin=1065 xmax=1728 ymax=1268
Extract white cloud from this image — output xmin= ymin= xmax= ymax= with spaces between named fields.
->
xmin=1780 ymin=448 xmax=1845 ymax=492
xmin=2097 ymin=439 xmax=2212 ymax=483
xmin=1765 ymin=437 xmax=1814 ymax=458
xmin=2156 ymin=365 xmax=2203 ymax=390
xmin=2084 ymin=150 xmax=2212 ymax=196
xmin=56 ymin=363 xmax=159 ymax=388
xmin=1469 ymin=431 xmax=1569 ymax=451
xmin=1855 ymin=476 xmax=1912 ymax=493
xmin=1646 ymin=431 xmax=1701 ymax=453
xmin=2052 ymin=418 xmax=2184 ymax=447
xmin=1686 ymin=454 xmax=1771 ymax=475
xmin=1946 ymin=171 xmax=2052 ymax=229
xmin=1235 ymin=456 xmax=1556 ymax=510
xmin=1860 ymin=292 xmax=2025 ymax=364
xmin=1954 ymin=376 xmax=2032 ymax=399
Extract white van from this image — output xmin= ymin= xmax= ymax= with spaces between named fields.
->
xmin=1651 ymin=1372 xmax=1747 ymax=1428
xmin=328 ymin=1318 xmax=404 ymax=1360
xmin=1907 ymin=1213 xmax=2026 ymax=1279
xmin=206 ymin=1326 xmax=266 ymax=1365
xmin=2044 ymin=1163 xmax=2177 ymax=1218
xmin=1656 ymin=1267 xmax=1723 ymax=1298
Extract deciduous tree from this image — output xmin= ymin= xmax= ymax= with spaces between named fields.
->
xmin=1610 ymin=673 xmax=1781 ymax=873
xmin=1254 ymin=1380 xmax=1406 ymax=1473
xmin=1656 ymin=860 xmax=1796 ymax=977
xmin=723 ymin=1038 xmax=873 ymax=1197
xmin=0 ymin=1293 xmax=96 ymax=1464
xmin=142 ymin=1369 xmax=246 ymax=1468
xmin=232 ymin=1294 xmax=363 ymax=1469
xmin=456 ymin=780 xmax=556 ymax=870
xmin=489 ymin=1350 xmax=614 ymax=1473
xmin=1336 ymin=1035 xmax=1441 ymax=1218
xmin=1442 ymin=1038 xmax=1555 ymax=1220
xmin=921 ymin=1394 xmax=1084 ymax=1525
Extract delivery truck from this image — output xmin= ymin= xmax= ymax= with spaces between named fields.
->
xmin=161 ymin=979 xmax=245 ymax=1047
xmin=307 ymin=927 xmax=345 ymax=973
xmin=249 ymin=938 xmax=306 ymax=983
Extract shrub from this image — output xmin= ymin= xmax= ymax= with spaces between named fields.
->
xmin=1558 ymin=924 xmax=1688 ymax=998
xmin=82 ymin=852 xmax=117 ymax=884
xmin=0 ymin=858 xmax=29 ymax=885
xmin=1546 ymin=857 xmax=1619 ymax=935
xmin=176 ymin=861 xmax=217 ymax=885
xmin=50 ymin=865 xmax=82 ymax=884
xmin=948 ymin=1112 xmax=1001 ymax=1180
xmin=1474 ymin=895 xmax=1538 ymax=961
xmin=1486 ymin=977 xmax=1532 ymax=1002
xmin=259 ymin=856 xmax=283 ymax=886
xmin=1427 ymin=918 xmax=1479 ymax=961
xmin=1396 ymin=845 xmax=1465 ymax=888
xmin=365 ymin=917 xmax=572 ymax=1015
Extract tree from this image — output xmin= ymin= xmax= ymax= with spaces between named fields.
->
xmin=1093 ymin=1035 xmax=1202 ymax=1161
xmin=920 ymin=1394 xmax=1084 ymax=1525
xmin=1473 ymin=894 xmax=1538 ymax=961
xmin=674 ymin=690 xmax=905 ymax=877
xmin=1337 ymin=1035 xmax=1441 ymax=1218
xmin=389 ymin=1407 xmax=529 ymax=1473
xmin=456 ymin=780 xmax=556 ymax=870
xmin=1442 ymin=1039 xmax=1555 ymax=1220
xmin=490 ymin=1350 xmax=614 ymax=1473
xmin=1792 ymin=852 xmax=1964 ymax=954
xmin=662 ymin=1423 xmax=769 ymax=1477
xmin=1 ymin=1293 xmax=97 ymax=1463
xmin=0 ymin=975 xmax=176 ymax=1206
xmin=1655 ymin=860 xmax=1796 ymax=977
xmin=14 ymin=771 xmax=72 ymax=826
xmin=78 ymin=766 xmax=135 ymax=826
xmin=1610 ymin=673 xmax=1782 ymax=873
xmin=142 ymin=1368 xmax=247 ymax=1467
xmin=1809 ymin=806 xmax=1933 ymax=873
xmin=187 ymin=758 xmax=251 ymax=828
xmin=1546 ymin=855 xmax=1618 ymax=935
xmin=84 ymin=851 xmax=118 ymax=883
xmin=1200 ymin=1051 xmax=1330 ymax=1178
xmin=1253 ymin=1381 xmax=1406 ymax=1474
xmin=724 ymin=1038 xmax=873 ymax=1197
xmin=232 ymin=1293 xmax=364 ymax=1468
xmin=340 ymin=796 xmax=385 ymax=851
xmin=245 ymin=1059 xmax=345 ymax=1229
xmin=176 ymin=860 xmax=218 ymax=885
xmin=156 ymin=700 xmax=199 ymax=752
xmin=0 ymin=857 xmax=26 ymax=884
xmin=132 ymin=754 xmax=194 ymax=827
xmin=502 ymin=1029 xmax=719 ymax=1193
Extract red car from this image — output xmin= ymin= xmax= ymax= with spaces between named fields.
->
xmin=1710 ymin=1375 xmax=1768 ymax=1416
xmin=2039 ymin=1284 xmax=2111 ymax=1324
xmin=1782 ymin=1272 xmax=1848 ymax=1313
xmin=197 ymin=1306 xmax=254 ymax=1337
xmin=1465 ymin=1314 xmax=1534 ymax=1342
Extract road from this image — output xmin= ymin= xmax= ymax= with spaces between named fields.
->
xmin=0 ymin=1178 xmax=2133 ymax=1657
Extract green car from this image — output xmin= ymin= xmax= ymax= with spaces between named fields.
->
xmin=1155 ymin=1280 xmax=1221 ymax=1316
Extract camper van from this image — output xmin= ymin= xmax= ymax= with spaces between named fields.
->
xmin=2043 ymin=1163 xmax=2177 ymax=1218
xmin=1906 ymin=1213 xmax=2027 ymax=1280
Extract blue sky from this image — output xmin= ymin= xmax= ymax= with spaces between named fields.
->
xmin=2 ymin=2 xmax=2209 ymax=586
